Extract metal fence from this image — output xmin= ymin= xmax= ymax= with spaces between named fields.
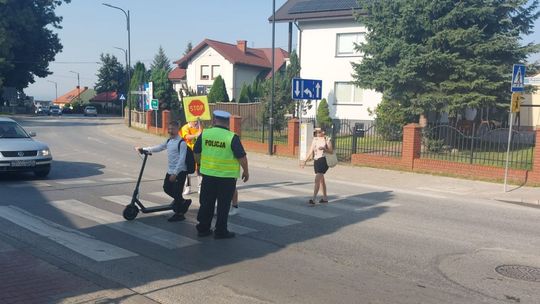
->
xmin=421 ymin=122 xmax=535 ymax=170
xmin=301 ymin=118 xmax=402 ymax=161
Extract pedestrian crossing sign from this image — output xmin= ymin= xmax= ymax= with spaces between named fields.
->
xmin=511 ymin=64 xmax=526 ymax=92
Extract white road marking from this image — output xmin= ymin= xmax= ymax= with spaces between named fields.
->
xmin=56 ymin=179 xmax=96 ymax=185
xmin=50 ymin=200 xmax=199 ymax=249
xmin=7 ymin=182 xmax=52 ymax=188
xmin=234 ymin=207 xmax=300 ymax=227
xmin=242 ymin=189 xmax=340 ymax=219
xmin=0 ymin=206 xmax=136 ymax=261
xmin=101 ymin=177 xmax=136 ymax=183
xmin=105 ymin=195 xmax=257 ymax=235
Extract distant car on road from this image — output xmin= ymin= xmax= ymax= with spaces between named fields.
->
xmin=0 ymin=117 xmax=52 ymax=177
xmin=84 ymin=106 xmax=98 ymax=117
xmin=35 ymin=106 xmax=48 ymax=115
xmin=61 ymin=107 xmax=73 ymax=114
xmin=48 ymin=105 xmax=62 ymax=116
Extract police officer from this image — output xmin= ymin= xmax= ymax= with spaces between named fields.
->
xmin=194 ymin=110 xmax=249 ymax=239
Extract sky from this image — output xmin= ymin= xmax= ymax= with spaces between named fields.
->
xmin=25 ymin=0 xmax=540 ymax=101
xmin=26 ymin=0 xmax=290 ymax=100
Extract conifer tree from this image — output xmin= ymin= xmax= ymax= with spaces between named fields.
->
xmin=207 ymin=75 xmax=229 ymax=103
xmin=354 ymin=0 xmax=540 ymax=120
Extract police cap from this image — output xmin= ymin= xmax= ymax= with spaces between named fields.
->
xmin=213 ymin=110 xmax=231 ymax=120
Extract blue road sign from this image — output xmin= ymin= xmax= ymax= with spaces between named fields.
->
xmin=511 ymin=64 xmax=526 ymax=92
xmin=292 ymin=78 xmax=323 ymax=100
xmin=119 ymin=93 xmax=126 ymax=101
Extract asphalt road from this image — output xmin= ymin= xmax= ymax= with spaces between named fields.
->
xmin=1 ymin=115 xmax=539 ymax=304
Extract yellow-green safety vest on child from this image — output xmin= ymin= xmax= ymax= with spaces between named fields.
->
xmin=199 ymin=127 xmax=240 ymax=178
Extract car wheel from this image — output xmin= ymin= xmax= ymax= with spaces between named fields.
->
xmin=34 ymin=167 xmax=50 ymax=178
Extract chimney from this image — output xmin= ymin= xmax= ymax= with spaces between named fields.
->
xmin=237 ymin=40 xmax=247 ymax=53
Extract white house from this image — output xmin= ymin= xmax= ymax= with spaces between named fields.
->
xmin=171 ymin=39 xmax=288 ymax=101
xmin=274 ymin=0 xmax=382 ymax=122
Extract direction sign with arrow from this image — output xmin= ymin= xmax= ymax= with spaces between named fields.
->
xmin=292 ymin=78 xmax=323 ymax=100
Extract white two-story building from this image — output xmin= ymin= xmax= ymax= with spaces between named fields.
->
xmin=274 ymin=0 xmax=382 ymax=121
xmin=171 ymin=39 xmax=288 ymax=101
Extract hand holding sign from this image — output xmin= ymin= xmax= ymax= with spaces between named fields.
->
xmin=183 ymin=96 xmax=211 ymax=121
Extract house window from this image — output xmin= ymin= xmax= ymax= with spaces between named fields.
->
xmin=336 ymin=32 xmax=364 ymax=57
xmin=211 ymin=65 xmax=221 ymax=79
xmin=334 ymin=82 xmax=363 ymax=104
xmin=201 ymin=65 xmax=210 ymax=80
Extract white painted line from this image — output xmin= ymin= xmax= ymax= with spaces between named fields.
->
xmin=102 ymin=195 xmax=160 ymax=208
xmin=56 ymin=180 xmax=96 ymax=185
xmin=0 ymin=206 xmax=136 ymax=262
xmin=243 ymin=189 xmax=340 ymax=219
xmin=50 ymin=200 xmax=199 ymax=249
xmin=7 ymin=182 xmax=52 ymax=188
xmin=101 ymin=178 xmax=135 ymax=183
xmin=234 ymin=207 xmax=300 ymax=227
xmin=139 ymin=192 xmax=257 ymax=234
xmin=149 ymin=192 xmax=172 ymax=200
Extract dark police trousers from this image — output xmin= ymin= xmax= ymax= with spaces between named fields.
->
xmin=163 ymin=172 xmax=189 ymax=214
xmin=196 ymin=174 xmax=236 ymax=235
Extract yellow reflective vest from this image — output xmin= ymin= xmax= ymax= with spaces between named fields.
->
xmin=199 ymin=127 xmax=240 ymax=178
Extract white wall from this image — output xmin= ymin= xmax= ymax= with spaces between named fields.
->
xmin=233 ymin=65 xmax=264 ymax=100
xmin=299 ymin=19 xmax=382 ymax=120
xmin=186 ymin=46 xmax=234 ymax=99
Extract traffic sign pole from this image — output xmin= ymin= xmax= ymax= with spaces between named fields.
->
xmin=505 ymin=64 xmax=526 ymax=192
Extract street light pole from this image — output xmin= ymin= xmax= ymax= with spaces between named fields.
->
xmin=47 ymin=80 xmax=58 ymax=104
xmin=103 ymin=3 xmax=131 ymax=127
xmin=69 ymin=70 xmax=80 ymax=102
xmin=268 ymin=0 xmax=276 ymax=155
xmin=114 ymin=46 xmax=128 ymax=118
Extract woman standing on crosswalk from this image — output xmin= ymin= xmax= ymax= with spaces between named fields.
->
xmin=301 ymin=128 xmax=333 ymax=205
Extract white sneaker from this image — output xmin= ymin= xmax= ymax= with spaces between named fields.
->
xmin=197 ymin=185 xmax=201 ymax=194
xmin=229 ymin=206 xmax=239 ymax=216
xmin=182 ymin=186 xmax=191 ymax=195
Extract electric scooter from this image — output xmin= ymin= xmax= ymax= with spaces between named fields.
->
xmin=122 ymin=149 xmax=185 ymax=220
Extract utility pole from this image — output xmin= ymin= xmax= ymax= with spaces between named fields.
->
xmin=69 ymin=70 xmax=80 ymax=102
xmin=103 ymin=3 xmax=131 ymax=127
xmin=268 ymin=0 xmax=276 ymax=155
xmin=114 ymin=46 xmax=128 ymax=117
xmin=47 ymin=80 xmax=58 ymax=103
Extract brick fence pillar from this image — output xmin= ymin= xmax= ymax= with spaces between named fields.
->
xmin=146 ymin=110 xmax=152 ymax=131
xmin=162 ymin=110 xmax=170 ymax=134
xmin=288 ymin=118 xmax=300 ymax=155
xmin=402 ymin=123 xmax=422 ymax=170
xmin=529 ymin=126 xmax=540 ymax=183
xmin=230 ymin=115 xmax=242 ymax=136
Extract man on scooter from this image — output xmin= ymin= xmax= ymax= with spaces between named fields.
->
xmin=135 ymin=121 xmax=191 ymax=222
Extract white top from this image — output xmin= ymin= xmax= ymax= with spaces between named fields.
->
xmin=144 ymin=136 xmax=187 ymax=175
xmin=310 ymin=137 xmax=331 ymax=160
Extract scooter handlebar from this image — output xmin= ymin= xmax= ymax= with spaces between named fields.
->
xmin=137 ymin=148 xmax=152 ymax=156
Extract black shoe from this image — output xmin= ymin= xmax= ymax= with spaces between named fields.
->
xmin=214 ymin=231 xmax=236 ymax=239
xmin=197 ymin=230 xmax=213 ymax=237
xmin=167 ymin=213 xmax=185 ymax=222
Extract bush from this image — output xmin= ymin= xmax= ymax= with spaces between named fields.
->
xmin=372 ymin=99 xmax=410 ymax=141
xmin=207 ymin=75 xmax=229 ymax=103
xmin=317 ymin=98 xmax=332 ymax=130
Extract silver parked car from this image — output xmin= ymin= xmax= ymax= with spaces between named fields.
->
xmin=49 ymin=105 xmax=62 ymax=116
xmin=84 ymin=106 xmax=98 ymax=117
xmin=0 ymin=117 xmax=52 ymax=177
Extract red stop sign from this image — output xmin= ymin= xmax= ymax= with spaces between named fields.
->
xmin=188 ymin=99 xmax=205 ymax=116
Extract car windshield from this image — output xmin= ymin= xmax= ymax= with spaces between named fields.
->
xmin=50 ymin=106 xmax=60 ymax=110
xmin=0 ymin=121 xmax=29 ymax=139
xmin=86 ymin=107 xmax=95 ymax=110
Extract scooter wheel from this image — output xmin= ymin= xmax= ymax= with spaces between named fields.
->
xmin=123 ymin=205 xmax=139 ymax=221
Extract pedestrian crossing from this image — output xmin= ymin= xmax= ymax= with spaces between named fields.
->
xmin=0 ymin=181 xmax=401 ymax=263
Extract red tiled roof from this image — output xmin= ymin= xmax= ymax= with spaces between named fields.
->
xmin=174 ymin=39 xmax=289 ymax=71
xmin=168 ymin=67 xmax=186 ymax=80
xmin=53 ymin=87 xmax=88 ymax=105
xmin=90 ymin=91 xmax=118 ymax=102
